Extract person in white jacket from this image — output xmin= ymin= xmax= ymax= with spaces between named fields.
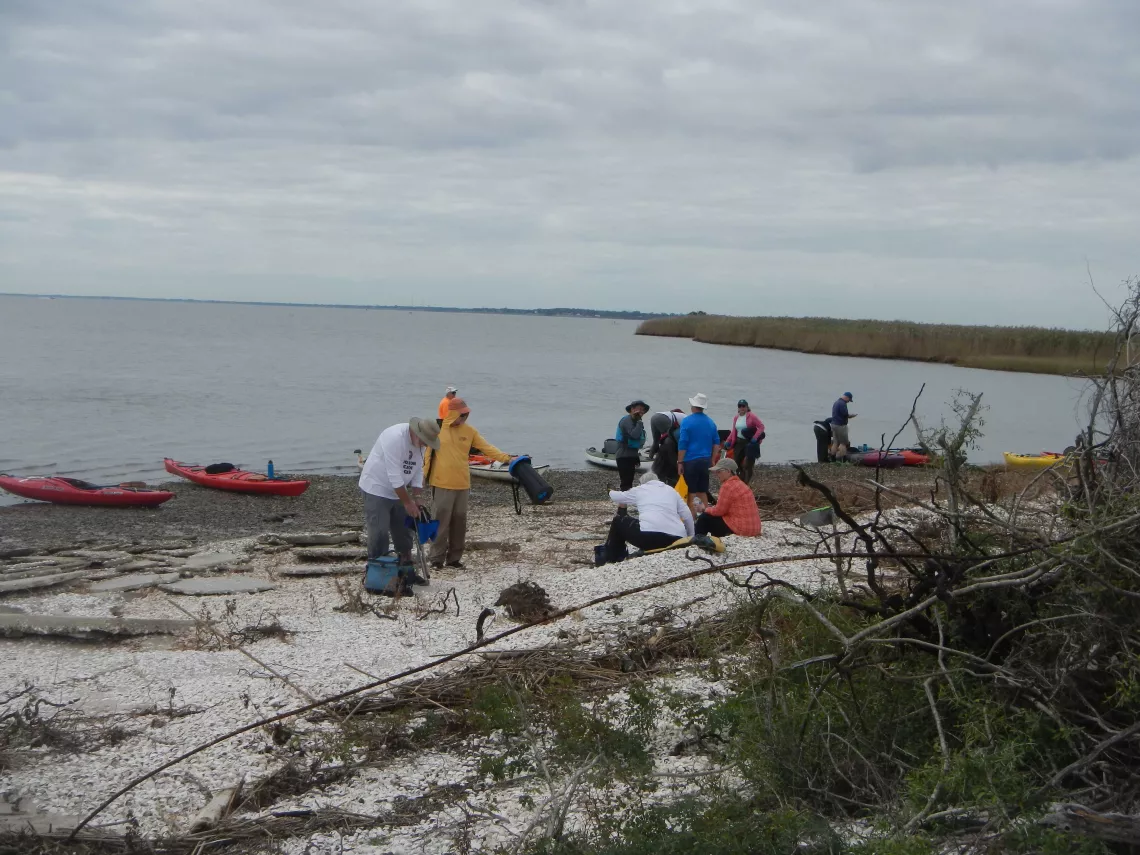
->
xmin=602 ymin=471 xmax=695 ymax=564
xmin=359 ymin=417 xmax=440 ymax=572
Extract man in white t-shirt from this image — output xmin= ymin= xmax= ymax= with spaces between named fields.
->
xmin=359 ymin=417 xmax=440 ymax=570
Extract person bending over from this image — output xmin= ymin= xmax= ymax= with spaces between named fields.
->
xmin=649 ymin=409 xmax=684 ymax=486
xmin=358 ymin=417 xmax=440 ymax=583
xmin=602 ymin=472 xmax=695 ymax=564
xmin=694 ymin=458 xmax=762 ymax=538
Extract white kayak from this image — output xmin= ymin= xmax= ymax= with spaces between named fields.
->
xmin=356 ymin=451 xmax=548 ymax=483
xmin=584 ymin=447 xmax=650 ymax=471
xmin=469 ymin=461 xmax=550 ymax=482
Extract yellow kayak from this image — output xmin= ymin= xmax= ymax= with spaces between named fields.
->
xmin=1003 ymin=451 xmax=1068 ymax=470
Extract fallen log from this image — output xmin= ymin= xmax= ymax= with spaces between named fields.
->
xmin=1041 ymin=803 xmax=1140 ymax=845
xmin=0 ymin=614 xmax=197 ymax=640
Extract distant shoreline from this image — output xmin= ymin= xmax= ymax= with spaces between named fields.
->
xmin=0 ymin=292 xmax=667 ymax=322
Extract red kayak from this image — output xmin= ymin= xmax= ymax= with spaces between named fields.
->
xmin=860 ymin=452 xmax=906 ymax=469
xmin=0 ymin=475 xmax=174 ymax=508
xmin=164 ymin=459 xmax=309 ymax=497
xmin=896 ymin=450 xmax=931 ymax=466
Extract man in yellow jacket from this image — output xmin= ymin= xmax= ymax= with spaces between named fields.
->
xmin=424 ymin=397 xmax=515 ymax=568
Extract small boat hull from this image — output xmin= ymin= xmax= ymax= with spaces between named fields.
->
xmin=0 ymin=475 xmax=174 ymax=507
xmin=164 ymin=459 xmax=309 ymax=496
xmin=1003 ymin=452 xmax=1067 ymax=471
xmin=584 ymin=448 xmax=649 ymax=471
xmin=895 ymin=449 xmax=931 ymax=466
xmin=860 ymin=452 xmax=906 ymax=469
xmin=469 ymin=463 xmax=550 ymax=482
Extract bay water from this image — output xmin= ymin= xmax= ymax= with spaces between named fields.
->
xmin=0 ymin=295 xmax=1088 ymax=501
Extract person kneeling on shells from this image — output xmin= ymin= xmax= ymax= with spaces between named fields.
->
xmin=694 ymin=458 xmax=762 ymax=538
xmin=601 ymin=471 xmax=695 ymax=564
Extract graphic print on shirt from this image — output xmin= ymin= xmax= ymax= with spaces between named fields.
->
xmin=403 ymin=449 xmax=417 ymax=479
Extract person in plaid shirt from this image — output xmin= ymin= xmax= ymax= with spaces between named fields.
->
xmin=694 ymin=458 xmax=762 ymax=538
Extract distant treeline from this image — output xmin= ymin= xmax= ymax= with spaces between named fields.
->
xmin=636 ymin=314 xmax=1115 ymax=375
xmin=0 ymin=293 xmax=667 ymax=321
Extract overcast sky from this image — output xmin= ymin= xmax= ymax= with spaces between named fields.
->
xmin=2 ymin=0 xmax=1138 ymax=328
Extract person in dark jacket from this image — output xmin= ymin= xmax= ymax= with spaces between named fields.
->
xmin=649 ymin=409 xmax=684 ymax=485
xmin=829 ymin=393 xmax=856 ymax=460
xmin=615 ymin=400 xmax=649 ymax=491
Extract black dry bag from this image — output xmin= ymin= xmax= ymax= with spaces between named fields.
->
xmin=813 ymin=421 xmax=832 ymax=463
xmin=509 ymin=456 xmax=554 ymax=505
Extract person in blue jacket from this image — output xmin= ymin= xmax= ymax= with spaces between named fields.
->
xmin=676 ymin=392 xmax=721 ymax=514
xmin=614 ymin=400 xmax=649 ymax=490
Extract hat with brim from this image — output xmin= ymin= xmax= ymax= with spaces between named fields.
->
xmin=711 ymin=457 xmax=738 ymax=474
xmin=689 ymin=392 xmax=709 ymax=409
xmin=447 ymin=396 xmax=472 ymax=416
xmin=844 ymin=392 xmax=854 ymax=401
xmin=408 ymin=417 xmax=441 ymax=450
xmin=625 ymin=399 xmax=649 ymax=413
xmin=445 ymin=386 xmax=458 ymax=394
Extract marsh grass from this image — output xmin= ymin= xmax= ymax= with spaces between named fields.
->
xmin=636 ymin=315 xmax=1114 ymax=376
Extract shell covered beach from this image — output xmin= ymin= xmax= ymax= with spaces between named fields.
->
xmin=0 ymin=465 xmax=939 ymax=852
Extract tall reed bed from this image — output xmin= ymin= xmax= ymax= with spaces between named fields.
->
xmin=636 ymin=315 xmax=1114 ymax=375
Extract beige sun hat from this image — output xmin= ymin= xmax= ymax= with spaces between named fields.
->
xmin=689 ymin=392 xmax=709 ymax=409
xmin=408 ymin=417 xmax=441 ymax=450
xmin=711 ymin=457 xmax=738 ymax=474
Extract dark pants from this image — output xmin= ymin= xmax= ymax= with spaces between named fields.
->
xmin=813 ymin=422 xmax=832 ymax=463
xmin=604 ymin=514 xmax=679 ymax=563
xmin=682 ymin=458 xmax=711 ymax=494
xmin=732 ymin=442 xmax=755 ymax=485
xmin=616 ymin=456 xmax=638 ymax=491
xmin=695 ymin=513 xmax=732 ymax=537
xmin=651 ymin=436 xmax=679 ymax=486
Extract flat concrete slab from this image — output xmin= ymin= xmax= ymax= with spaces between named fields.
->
xmin=161 ymin=577 xmax=277 ymax=596
xmin=0 ymin=614 xmax=196 ymax=640
xmin=183 ymin=551 xmax=245 ymax=572
xmin=294 ymin=546 xmax=367 ymax=562
xmin=0 ymin=570 xmax=88 ymax=595
xmin=278 ymin=564 xmax=361 ymax=578
xmin=57 ymin=549 xmax=133 ymax=562
xmin=90 ymin=572 xmax=183 ymax=593
xmin=0 ymin=565 xmax=83 ymax=582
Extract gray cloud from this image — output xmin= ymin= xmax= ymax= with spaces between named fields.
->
xmin=1 ymin=0 xmax=1138 ymax=327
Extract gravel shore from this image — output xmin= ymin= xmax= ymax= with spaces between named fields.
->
xmin=0 ymin=464 xmax=940 ymax=552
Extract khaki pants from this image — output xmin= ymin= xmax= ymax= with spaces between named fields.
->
xmin=430 ymin=487 xmax=469 ymax=564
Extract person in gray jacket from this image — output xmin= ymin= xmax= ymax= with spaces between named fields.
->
xmin=615 ymin=400 xmax=649 ymax=491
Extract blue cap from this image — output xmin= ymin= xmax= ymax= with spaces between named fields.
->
xmin=844 ymin=392 xmax=854 ymax=400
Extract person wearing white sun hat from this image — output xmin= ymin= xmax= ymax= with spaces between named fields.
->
xmin=676 ymin=392 xmax=721 ymax=515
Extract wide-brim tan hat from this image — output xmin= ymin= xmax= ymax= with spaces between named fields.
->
xmin=689 ymin=392 xmax=709 ymax=409
xmin=408 ymin=417 xmax=441 ymax=450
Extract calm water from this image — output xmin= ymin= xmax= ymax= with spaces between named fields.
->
xmin=0 ymin=296 xmax=1088 ymax=496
